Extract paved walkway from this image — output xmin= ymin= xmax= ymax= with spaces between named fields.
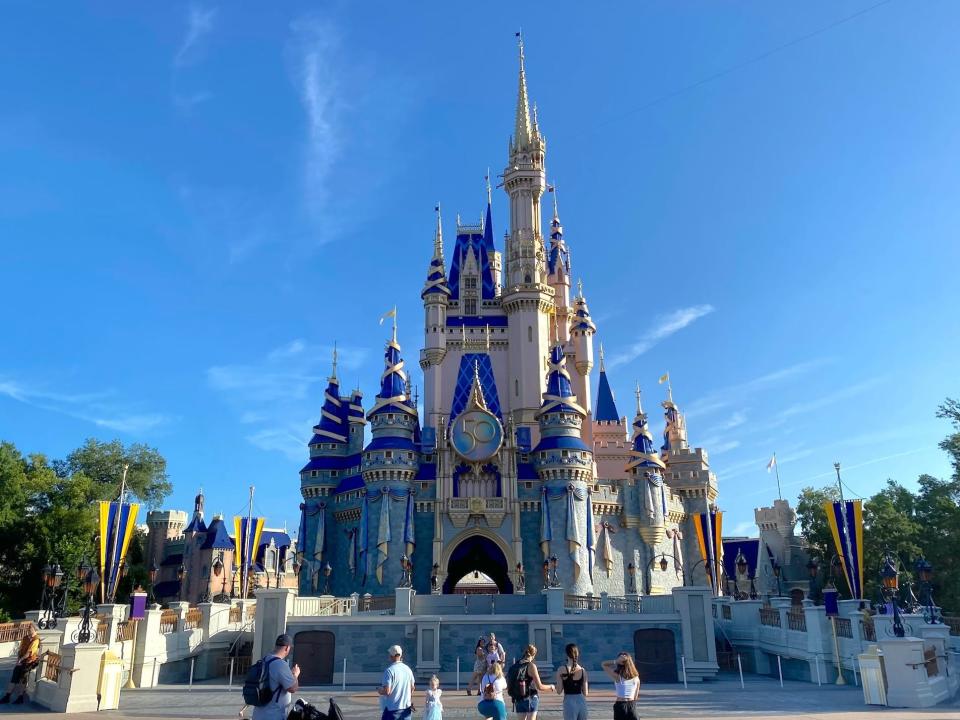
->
xmin=0 ymin=676 xmax=956 ymax=719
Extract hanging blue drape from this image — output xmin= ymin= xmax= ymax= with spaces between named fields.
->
xmin=403 ymin=493 xmax=416 ymax=555
xmin=540 ymin=487 xmax=553 ymax=557
xmin=566 ymin=485 xmax=584 ymax=582
xmin=359 ymin=495 xmax=370 ymax=583
xmin=586 ymin=489 xmax=596 ymax=581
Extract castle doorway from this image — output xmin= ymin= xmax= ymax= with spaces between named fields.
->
xmin=444 ymin=535 xmax=513 ymax=594
xmin=292 ymin=630 xmax=335 ymax=685
xmin=633 ymin=628 xmax=678 ymax=683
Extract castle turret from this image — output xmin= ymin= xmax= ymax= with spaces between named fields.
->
xmin=420 ymin=205 xmax=451 ymax=428
xmin=184 ymin=488 xmax=207 ymax=534
xmin=626 ymin=388 xmax=667 ymax=547
xmin=533 ymin=343 xmax=593 ymax=594
xmin=503 ymin=36 xmax=555 ymax=432
xmin=547 ymin=195 xmax=571 ymax=346
xmin=300 ymin=350 xmax=356 ymax=501
xmin=362 ymin=323 xmax=419 ymax=589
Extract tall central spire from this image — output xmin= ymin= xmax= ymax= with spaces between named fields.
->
xmin=514 ymin=32 xmax=532 ymax=149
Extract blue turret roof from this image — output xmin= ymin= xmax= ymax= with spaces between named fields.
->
xmin=312 ymin=376 xmax=348 ymax=443
xmin=422 ymin=209 xmax=451 ymax=299
xmin=595 ymin=362 xmax=620 ymax=422
xmin=570 ymin=290 xmax=596 ymax=334
xmin=547 ymin=214 xmax=570 ymax=276
xmin=185 ymin=514 xmax=207 ymax=534
xmin=537 ymin=344 xmax=585 ymax=417
xmin=628 ymin=391 xmax=665 ymax=471
xmin=200 ymin=516 xmax=235 ymax=550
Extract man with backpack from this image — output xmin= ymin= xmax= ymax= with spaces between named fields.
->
xmin=246 ymin=634 xmax=300 ymax=720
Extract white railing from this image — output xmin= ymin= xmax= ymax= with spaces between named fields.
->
xmin=293 ymin=596 xmax=354 ymax=617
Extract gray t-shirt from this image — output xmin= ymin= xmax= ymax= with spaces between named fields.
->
xmin=381 ymin=661 xmax=415 ymax=711
xmin=252 ymin=655 xmax=295 ymax=720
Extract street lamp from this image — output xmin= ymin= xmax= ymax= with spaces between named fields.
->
xmin=148 ymin=562 xmax=159 ymax=605
xmin=660 ymin=556 xmax=670 ymax=573
xmin=880 ymin=551 xmax=905 ymax=638
xmin=75 ymin=561 xmax=100 ymax=643
xmin=515 ymin=562 xmax=525 ymax=592
xmin=548 ymin=555 xmax=559 ymax=588
xmin=807 ymin=558 xmax=822 ymax=605
xmin=772 ymin=560 xmax=783 ymax=597
xmin=542 ymin=560 xmax=550 ymax=587
xmin=627 ymin=562 xmax=636 ymax=594
xmin=323 ymin=561 xmax=332 ymax=595
xmin=398 ymin=554 xmax=412 ymax=589
xmin=430 ymin=563 xmax=440 ymax=593
xmin=38 ymin=562 xmax=64 ymax=630
xmin=177 ymin=564 xmax=187 ymax=603
xmin=913 ymin=556 xmax=938 ymax=624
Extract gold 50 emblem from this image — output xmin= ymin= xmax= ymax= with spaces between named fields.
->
xmin=451 ymin=409 xmax=503 ymax=462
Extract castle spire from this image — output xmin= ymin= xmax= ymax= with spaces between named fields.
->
xmin=514 ymin=31 xmax=532 ymax=150
xmin=330 ymin=342 xmax=338 ymax=382
xmin=434 ymin=203 xmax=443 ymax=258
xmin=595 ymin=344 xmax=621 ymax=422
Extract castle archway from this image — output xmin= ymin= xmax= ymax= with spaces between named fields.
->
xmin=443 ymin=532 xmax=514 ymax=594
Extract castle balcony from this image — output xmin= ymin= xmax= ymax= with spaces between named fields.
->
xmin=447 ymin=496 xmax=506 ymax=528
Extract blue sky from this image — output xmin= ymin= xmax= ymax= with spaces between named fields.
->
xmin=2 ymin=1 xmax=958 ymax=537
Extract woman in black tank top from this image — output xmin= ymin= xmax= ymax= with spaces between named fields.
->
xmin=555 ymin=643 xmax=589 ymax=720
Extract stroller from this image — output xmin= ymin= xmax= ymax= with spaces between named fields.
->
xmin=287 ymin=697 xmax=345 ymax=720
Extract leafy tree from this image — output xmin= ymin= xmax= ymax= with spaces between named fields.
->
xmin=0 ymin=439 xmax=171 ymax=619
xmin=795 ymin=485 xmax=839 ymax=560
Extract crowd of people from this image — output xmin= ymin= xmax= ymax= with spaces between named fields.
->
xmin=248 ymin=632 xmax=643 ymax=720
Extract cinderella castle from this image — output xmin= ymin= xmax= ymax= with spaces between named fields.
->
xmin=296 ymin=39 xmax=721 ymax=601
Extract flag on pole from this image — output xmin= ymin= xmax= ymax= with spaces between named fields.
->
xmin=99 ymin=500 xmax=140 ymax=603
xmin=379 ymin=307 xmax=397 ymax=325
xmin=766 ymin=454 xmax=777 ymax=472
xmin=658 ymin=373 xmax=670 ymax=385
xmin=823 ymin=499 xmax=865 ymax=599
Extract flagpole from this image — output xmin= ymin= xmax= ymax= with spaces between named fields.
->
xmin=834 ymin=462 xmax=856 ymax=598
xmin=107 ymin=465 xmax=129 ymax=603
xmin=243 ymin=486 xmax=254 ymax=600
xmin=774 ymin=454 xmax=783 ymax=500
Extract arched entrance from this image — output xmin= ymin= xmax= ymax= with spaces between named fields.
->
xmin=444 ymin=535 xmax=513 ymax=594
xmin=633 ymin=628 xmax=678 ymax=683
xmin=293 ymin=630 xmax=335 ymax=685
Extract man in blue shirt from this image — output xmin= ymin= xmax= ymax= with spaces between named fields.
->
xmin=378 ymin=645 xmax=415 ymax=720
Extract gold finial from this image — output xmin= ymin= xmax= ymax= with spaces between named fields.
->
xmin=599 ymin=343 xmax=606 ymax=372
xmin=331 ymin=341 xmax=338 ymax=380
xmin=485 ymin=322 xmax=490 ymax=351
xmin=434 ymin=203 xmax=443 ymax=257
xmin=486 ymin=168 xmax=492 ymax=205
xmin=468 ymin=360 xmax=488 ymax=411
xmin=635 ymin=383 xmax=642 ymax=414
xmin=577 ymin=278 xmax=583 ymax=298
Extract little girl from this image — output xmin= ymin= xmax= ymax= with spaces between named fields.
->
xmin=424 ymin=675 xmax=443 ymax=720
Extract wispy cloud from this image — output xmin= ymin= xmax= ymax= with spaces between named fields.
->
xmin=608 ymin=304 xmax=714 ymax=368
xmin=774 ymin=377 xmax=884 ymax=421
xmin=685 ymin=358 xmax=832 ymax=419
xmin=290 ymin=16 xmax=342 ymax=226
xmin=0 ymin=377 xmax=171 ymax=434
xmin=207 ymin=339 xmax=369 ymax=459
xmin=174 ymin=5 xmax=217 ymax=68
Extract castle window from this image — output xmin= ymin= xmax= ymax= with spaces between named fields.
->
xmin=464 ymin=277 xmax=477 ymax=290
xmin=515 ymin=379 xmax=519 ymax=397
xmin=464 ymin=298 xmax=477 ymax=315
xmin=561 ymin=450 xmax=569 ymax=458
xmin=311 ymin=470 xmax=318 ymax=477
xmin=331 ymin=470 xmax=339 ymax=477
xmin=407 ymin=452 xmax=413 ymax=460
xmin=525 ymin=482 xmax=533 ymax=490
xmin=528 ymin=326 xmax=533 ymax=342
xmin=385 ymin=451 xmax=393 ymax=459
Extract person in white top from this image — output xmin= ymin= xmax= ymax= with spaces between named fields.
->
xmin=480 ymin=662 xmax=508 ymax=702
xmin=601 ymin=652 xmax=640 ymax=720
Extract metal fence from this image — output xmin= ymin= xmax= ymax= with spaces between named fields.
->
xmin=159 ymin=610 xmax=178 ymax=634
xmin=759 ymin=607 xmax=781 ymax=627
xmin=786 ymin=610 xmax=807 ymax=632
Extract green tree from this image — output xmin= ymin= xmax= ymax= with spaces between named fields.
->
xmin=795 ymin=485 xmax=840 ymax=561
xmin=0 ymin=439 xmax=171 ymax=619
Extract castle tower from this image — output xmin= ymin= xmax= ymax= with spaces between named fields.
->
xmin=145 ymin=509 xmax=187 ymax=569
xmin=361 ymin=324 xmax=419 ymax=591
xmin=568 ymin=281 xmax=596 ymax=413
xmin=626 ymin=390 xmax=667 ymax=547
xmin=533 ymin=342 xmax=594 ymax=595
xmin=546 ymin=197 xmax=571 ymax=346
xmin=420 ymin=206 xmax=451 ymax=428
xmin=503 ymin=36 xmax=555 ymax=431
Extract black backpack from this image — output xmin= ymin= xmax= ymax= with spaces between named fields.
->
xmin=327 ymin=698 xmax=345 ymax=720
xmin=506 ymin=660 xmax=530 ymax=701
xmin=242 ymin=655 xmax=281 ymax=707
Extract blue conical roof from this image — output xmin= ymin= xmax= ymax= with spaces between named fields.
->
xmin=368 ymin=337 xmax=417 ymax=418
xmin=537 ymin=344 xmax=584 ymax=416
xmin=312 ymin=376 xmax=348 ymax=443
xmin=595 ymin=368 xmax=620 ymax=421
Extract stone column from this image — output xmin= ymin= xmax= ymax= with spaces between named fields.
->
xmin=543 ymin=586 xmax=565 ymax=616
xmin=96 ymin=603 xmax=128 ymax=650
xmin=395 ymin=587 xmax=414 ymax=617
xmin=672 ymin=586 xmax=718 ymax=681
xmin=46 ymin=643 xmax=108 ymax=713
xmin=131 ymin=606 xmax=163 ymax=688
xmin=252 ymin=588 xmax=296 ymax=660
xmin=880 ymin=636 xmax=951 ymax=708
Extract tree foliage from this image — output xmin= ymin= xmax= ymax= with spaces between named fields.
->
xmin=0 ymin=439 xmax=170 ymax=619
xmin=797 ymin=399 xmax=960 ymax=613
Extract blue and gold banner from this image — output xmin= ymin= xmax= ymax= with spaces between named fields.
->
xmin=233 ymin=516 xmax=265 ymax=569
xmin=823 ymin=499 xmax=864 ymax=599
xmin=99 ymin=500 xmax=140 ymax=602
xmin=693 ymin=510 xmax=723 ymax=594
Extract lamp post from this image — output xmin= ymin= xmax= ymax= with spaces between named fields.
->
xmin=734 ymin=551 xmax=749 ymax=600
xmin=807 ymin=558 xmax=822 ymax=605
xmin=880 ymin=550 xmax=905 ymax=638
xmin=398 ymin=554 xmax=412 ymax=589
xmin=38 ymin=562 xmax=65 ymax=630
xmin=773 ymin=560 xmax=783 ymax=597
xmin=914 ymin=556 xmax=938 ymax=624
xmin=548 ymin=555 xmax=559 ymax=588
xmin=212 ymin=553 xmax=230 ymax=603
xmin=515 ymin=562 xmax=525 ymax=592
xmin=75 ymin=561 xmax=100 ymax=643
xmin=542 ymin=560 xmax=550 ymax=588
xmin=646 ymin=554 xmax=685 ymax=594
xmin=177 ymin=564 xmax=187 ymax=603
xmin=322 ymin=562 xmax=332 ymax=595
xmin=148 ymin=562 xmax=159 ymax=606
xmin=627 ymin=562 xmax=637 ymax=594
xmin=430 ymin=563 xmax=440 ymax=594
